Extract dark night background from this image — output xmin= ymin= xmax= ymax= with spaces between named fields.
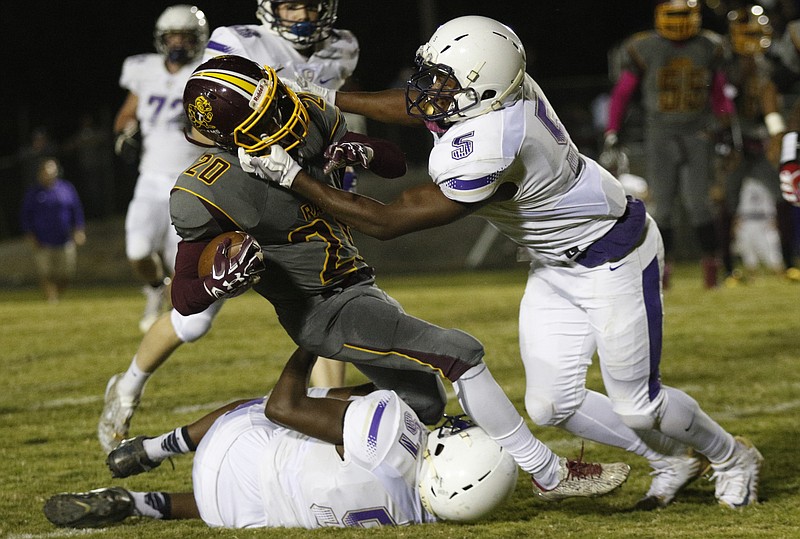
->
xmin=0 ymin=1 xmax=739 ymax=236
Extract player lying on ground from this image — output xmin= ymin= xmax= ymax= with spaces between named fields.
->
xmin=46 ymin=347 xmax=615 ymax=529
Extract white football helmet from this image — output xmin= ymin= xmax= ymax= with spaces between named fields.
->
xmin=154 ymin=5 xmax=210 ymax=64
xmin=406 ymin=16 xmax=526 ymax=124
xmin=256 ymin=0 xmax=339 ymax=49
xmin=418 ymin=416 xmax=518 ymax=522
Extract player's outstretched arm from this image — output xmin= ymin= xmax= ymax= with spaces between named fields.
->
xmin=265 ymin=348 xmax=351 ymax=445
xmin=336 ymin=88 xmax=422 ymax=127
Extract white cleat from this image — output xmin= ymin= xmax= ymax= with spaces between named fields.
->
xmin=97 ymin=374 xmax=139 ymax=454
xmin=533 ymin=456 xmax=630 ymax=501
xmin=635 ymin=451 xmax=710 ymax=510
xmin=711 ymin=436 xmax=764 ymax=509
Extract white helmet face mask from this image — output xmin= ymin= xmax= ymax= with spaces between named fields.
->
xmin=406 ymin=16 xmax=526 ymax=124
xmin=256 ymin=0 xmax=339 ymax=49
xmin=418 ymin=416 xmax=518 ymax=522
xmin=154 ymin=4 xmax=210 ymax=64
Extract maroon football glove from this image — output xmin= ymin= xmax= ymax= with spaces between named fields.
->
xmin=202 ymin=236 xmax=266 ymax=300
xmin=323 ymin=142 xmax=374 ymax=175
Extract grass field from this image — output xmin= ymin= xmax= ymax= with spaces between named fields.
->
xmin=1 ymin=264 xmax=798 ymax=538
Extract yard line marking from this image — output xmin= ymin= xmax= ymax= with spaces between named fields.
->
xmin=35 ymin=396 xmax=101 ymax=409
xmin=8 ymin=528 xmax=106 ymax=538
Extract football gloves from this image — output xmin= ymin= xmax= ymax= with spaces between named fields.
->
xmin=239 ymin=146 xmax=302 ymax=188
xmin=323 ymin=141 xmax=374 ymax=175
xmin=202 ymin=235 xmax=266 ymax=300
xmin=283 ymin=76 xmax=337 ymax=107
xmin=779 ymin=131 xmax=800 ymax=206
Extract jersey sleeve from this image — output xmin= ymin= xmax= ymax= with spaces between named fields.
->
xmin=203 ymin=26 xmax=248 ymax=61
xmin=343 ymin=390 xmax=426 ymax=475
xmin=430 ymin=108 xmax=520 ymax=204
xmin=119 ymin=54 xmax=150 ymax=93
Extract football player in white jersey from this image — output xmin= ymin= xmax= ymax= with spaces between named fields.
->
xmin=47 ymin=348 xmax=519 ymax=529
xmin=113 ymin=5 xmax=210 ymax=334
xmin=251 ymin=16 xmax=765 ymax=510
xmin=99 ymin=1 xmax=357 ymax=454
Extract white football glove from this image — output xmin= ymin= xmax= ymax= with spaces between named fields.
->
xmin=239 ymin=146 xmax=302 ymax=189
xmin=283 ymin=76 xmax=337 ymax=107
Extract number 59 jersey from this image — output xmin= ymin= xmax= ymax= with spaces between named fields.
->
xmin=193 ymin=390 xmax=435 ymax=529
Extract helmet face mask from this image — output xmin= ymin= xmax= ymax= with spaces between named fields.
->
xmin=404 ymin=16 xmax=526 ymax=125
xmin=728 ymin=5 xmax=772 ymax=56
xmin=417 ymin=416 xmax=518 ymax=522
xmin=256 ymin=0 xmax=339 ymax=49
xmin=154 ymin=4 xmax=210 ymax=64
xmin=655 ymin=0 xmax=701 ymax=41
xmin=184 ymin=55 xmax=309 ymax=154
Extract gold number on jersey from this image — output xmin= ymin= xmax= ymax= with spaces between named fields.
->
xmin=656 ymin=58 xmax=708 ymax=112
xmin=288 ymin=218 xmax=360 ymax=285
xmin=181 ymin=154 xmax=231 ymax=185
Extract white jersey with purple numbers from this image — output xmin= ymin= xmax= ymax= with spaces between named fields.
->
xmin=429 ymin=74 xmax=628 ymax=265
xmin=119 ymin=54 xmax=205 ymax=197
xmin=192 ymin=390 xmax=434 ymax=529
xmin=203 ymin=25 xmax=358 ymax=90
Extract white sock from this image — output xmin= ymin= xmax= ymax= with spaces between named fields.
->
xmin=560 ymin=390 xmax=680 ymax=461
xmin=129 ymin=491 xmax=169 ymax=519
xmin=143 ymin=427 xmax=193 ymax=461
xmin=454 ymin=363 xmax=560 ymax=485
xmin=116 ymin=356 xmax=151 ymax=404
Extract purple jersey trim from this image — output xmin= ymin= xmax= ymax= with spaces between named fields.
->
xmin=206 ymin=41 xmax=234 ymax=54
xmin=574 ymin=197 xmax=646 ymax=268
xmin=367 ymin=396 xmax=390 ymax=452
xmin=442 ymin=173 xmax=499 ymax=192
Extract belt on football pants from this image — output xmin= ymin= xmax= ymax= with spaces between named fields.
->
xmin=573 ymin=196 xmax=648 ymax=268
xmin=320 ymin=266 xmax=376 ymax=299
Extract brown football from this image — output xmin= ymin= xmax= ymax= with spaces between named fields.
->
xmin=197 ymin=231 xmax=248 ymax=276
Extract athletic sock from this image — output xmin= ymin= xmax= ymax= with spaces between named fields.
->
xmin=143 ymin=426 xmax=193 ymax=461
xmin=130 ymin=491 xmax=171 ymax=519
xmin=116 ymin=356 xmax=151 ymax=404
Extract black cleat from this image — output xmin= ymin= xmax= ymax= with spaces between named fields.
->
xmin=107 ymin=436 xmax=162 ymax=478
xmin=43 ymin=487 xmax=135 ymax=528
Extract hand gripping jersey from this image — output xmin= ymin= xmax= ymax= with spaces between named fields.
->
xmin=429 ymin=74 xmax=628 ymax=265
xmin=119 ymin=54 xmax=206 ymax=189
xmin=192 ymin=390 xmax=435 ymax=528
xmin=203 ymin=25 xmax=358 ymax=90
xmin=170 ymin=95 xmax=370 ymax=303
xmin=618 ymin=29 xmax=728 ymax=130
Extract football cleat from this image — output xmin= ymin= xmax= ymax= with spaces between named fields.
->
xmin=533 ymin=455 xmax=630 ymax=501
xmin=711 ymin=436 xmax=764 ymax=508
xmin=98 ymin=374 xmax=140 ymax=454
xmin=107 ymin=436 xmax=162 ymax=478
xmin=635 ymin=451 xmax=710 ymax=510
xmin=43 ymin=487 xmax=135 ymax=528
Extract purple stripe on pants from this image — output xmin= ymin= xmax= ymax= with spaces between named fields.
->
xmin=642 ymin=256 xmax=663 ymax=401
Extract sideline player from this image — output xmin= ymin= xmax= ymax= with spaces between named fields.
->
xmin=46 ymin=348 xmax=518 ymax=528
xmin=604 ymin=0 xmax=733 ymax=289
xmin=113 ymin=5 xmax=210 ymax=333
xmin=254 ymin=16 xmax=764 ymax=509
xmin=99 ymin=2 xmax=360 ymax=453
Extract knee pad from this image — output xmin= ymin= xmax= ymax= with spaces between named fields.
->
xmin=524 ymin=393 xmax=561 ymax=427
xmin=619 ymin=413 xmax=657 ymax=431
xmin=170 ymin=306 xmax=217 ymax=343
xmin=125 ymin=234 xmax=153 ymax=262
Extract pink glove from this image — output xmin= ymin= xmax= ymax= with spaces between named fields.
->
xmin=203 ymin=236 xmax=265 ymax=299
xmin=323 ymin=142 xmax=374 ymax=175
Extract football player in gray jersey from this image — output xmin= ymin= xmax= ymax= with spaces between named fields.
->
xmin=604 ymin=0 xmax=734 ymax=289
xmin=166 ymin=54 xmax=632 ymax=502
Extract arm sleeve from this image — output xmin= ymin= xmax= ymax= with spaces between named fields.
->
xmin=340 ymin=131 xmax=407 ymax=179
xmin=606 ymin=69 xmax=640 ymax=133
xmin=171 ymin=240 xmax=216 ymax=315
xmin=710 ymin=69 xmax=735 ymax=118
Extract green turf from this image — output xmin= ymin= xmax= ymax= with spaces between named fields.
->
xmin=1 ymin=264 xmax=798 ymax=538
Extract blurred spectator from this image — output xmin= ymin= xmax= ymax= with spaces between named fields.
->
xmin=62 ymin=113 xmax=115 ymax=218
xmin=19 ymin=157 xmax=86 ymax=303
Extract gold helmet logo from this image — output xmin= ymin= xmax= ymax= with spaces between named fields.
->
xmin=187 ymin=95 xmax=215 ymax=130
